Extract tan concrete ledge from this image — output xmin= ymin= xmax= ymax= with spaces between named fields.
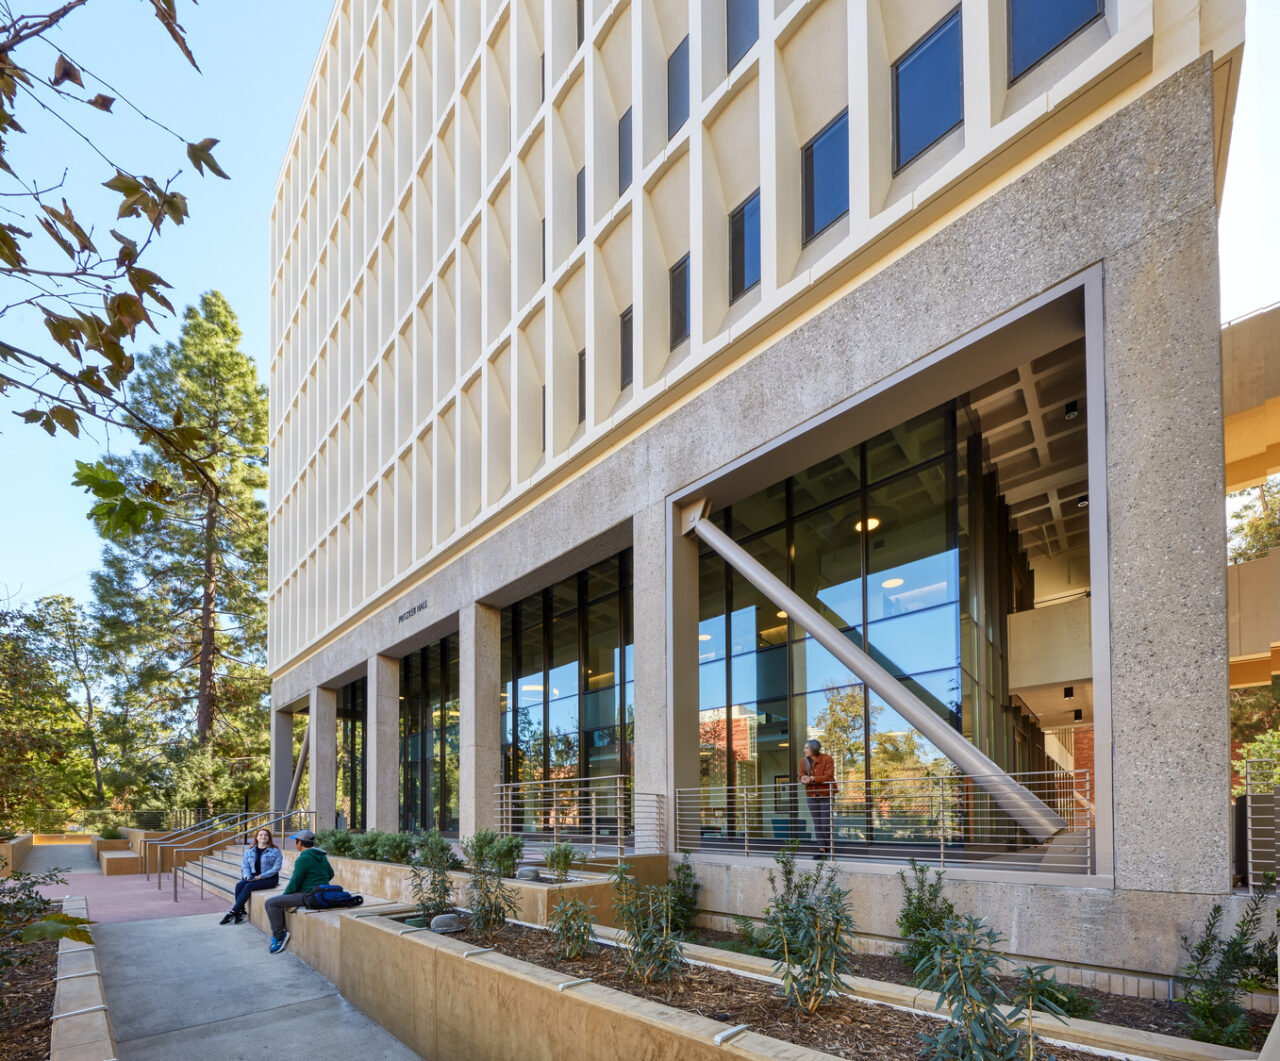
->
xmin=0 ymin=833 xmax=32 ymax=876
xmin=50 ymin=896 xmax=118 ymax=1061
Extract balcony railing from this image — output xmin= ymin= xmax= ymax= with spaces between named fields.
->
xmin=495 ymin=775 xmax=665 ymax=858
xmin=1244 ymin=759 xmax=1278 ymax=887
xmin=675 ymin=770 xmax=1094 ymax=874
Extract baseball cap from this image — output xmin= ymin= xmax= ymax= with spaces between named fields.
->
xmin=290 ymin=829 xmax=316 ymax=842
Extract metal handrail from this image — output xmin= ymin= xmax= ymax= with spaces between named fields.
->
xmin=150 ymin=813 xmax=258 ymax=888
xmin=173 ymin=809 xmax=316 ymax=902
xmin=495 ymin=775 xmax=665 ymax=857
xmin=143 ymin=812 xmax=245 ymax=882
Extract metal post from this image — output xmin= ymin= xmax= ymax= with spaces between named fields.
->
xmin=616 ymin=776 xmax=624 ymax=862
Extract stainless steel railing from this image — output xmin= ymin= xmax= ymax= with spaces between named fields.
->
xmin=1245 ymin=759 xmax=1278 ymax=887
xmin=495 ymin=775 xmax=664 ymax=858
xmin=173 ymin=809 xmax=315 ymax=902
xmin=143 ymin=812 xmax=246 ymax=881
xmin=148 ymin=813 xmax=258 ymax=886
xmin=674 ymin=769 xmax=1093 ymax=874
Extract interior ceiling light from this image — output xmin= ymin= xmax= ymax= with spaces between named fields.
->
xmin=1077 ymin=495 xmax=1089 ymax=509
xmin=882 ymin=578 xmax=904 ymax=589
xmin=698 ymin=633 xmax=711 ymax=641
xmin=1065 ymin=400 xmax=1080 ymax=420
xmin=776 ymin=610 xmax=788 ymax=619
xmin=1063 ymin=685 xmax=1074 ymax=700
xmin=855 ymin=517 xmax=882 ymax=532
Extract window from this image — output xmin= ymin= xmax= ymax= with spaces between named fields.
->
xmin=618 ymin=107 xmax=633 ymax=195
xmin=669 ymin=254 xmax=690 ymax=348
xmin=801 ymin=111 xmax=849 ymax=244
xmin=730 ymin=189 xmax=761 ymax=301
xmin=541 ymin=217 xmax=546 ymax=282
xmin=620 ymin=306 xmax=633 ymax=389
xmin=540 ymin=53 xmax=546 ymax=102
xmin=893 ymin=8 xmax=963 ymax=172
xmin=1008 ymin=0 xmax=1103 ymax=82
xmin=667 ymin=35 xmax=690 ymax=140
xmin=727 ymin=0 xmax=758 ymax=72
xmin=576 ymin=0 xmax=585 ymax=48
xmin=540 ymin=383 xmax=547 ymax=451
xmin=577 ymin=349 xmax=586 ymax=424
xmin=576 ymin=167 xmax=586 ymax=244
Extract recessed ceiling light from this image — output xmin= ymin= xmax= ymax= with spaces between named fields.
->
xmin=776 ymin=610 xmax=788 ymax=619
xmin=882 ymin=578 xmax=904 ymax=589
xmin=1065 ymin=400 xmax=1079 ymax=421
xmin=1076 ymin=495 xmax=1088 ymax=509
xmin=855 ymin=517 xmax=881 ymax=532
xmin=698 ymin=634 xmax=711 ymax=641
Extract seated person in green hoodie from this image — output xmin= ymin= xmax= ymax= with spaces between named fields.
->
xmin=263 ymin=829 xmax=334 ymax=954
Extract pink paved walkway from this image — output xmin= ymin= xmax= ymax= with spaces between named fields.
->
xmin=32 ymin=843 xmax=229 ymax=923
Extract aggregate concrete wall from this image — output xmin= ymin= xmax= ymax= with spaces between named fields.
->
xmin=273 ymin=58 xmax=1233 ymax=974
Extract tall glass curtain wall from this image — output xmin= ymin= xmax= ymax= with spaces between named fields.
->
xmin=696 ymin=402 xmax=1043 ymax=824
xmin=336 ymin=679 xmax=367 ymax=830
xmin=499 ymin=552 xmax=634 ymax=807
xmin=399 ymin=636 xmax=461 ymax=834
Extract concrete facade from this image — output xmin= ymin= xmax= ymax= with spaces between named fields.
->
xmin=268 ymin=0 xmax=1251 ymax=980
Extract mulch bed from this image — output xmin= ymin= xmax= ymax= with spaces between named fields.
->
xmin=0 ymin=936 xmax=58 ymax=1061
xmin=695 ymin=931 xmax=1278 ymax=1053
xmin=447 ymin=920 xmax=1103 ymax=1061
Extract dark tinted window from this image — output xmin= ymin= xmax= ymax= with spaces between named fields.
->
xmin=668 ymin=35 xmax=690 ymax=140
xmin=620 ymin=306 xmax=633 ymax=389
xmin=618 ymin=107 xmax=633 ymax=195
xmin=576 ymin=0 xmax=585 ymax=48
xmin=727 ymin=0 xmax=759 ymax=72
xmin=576 ymin=167 xmax=586 ymax=244
xmin=670 ymin=255 xmax=690 ymax=348
xmin=577 ymin=349 xmax=586 ymax=423
xmin=893 ymin=9 xmax=963 ymax=171
xmin=540 ymin=53 xmax=546 ymax=102
xmin=540 ymin=383 xmax=547 ymax=451
xmin=540 ymin=217 xmax=546 ymax=282
xmin=1009 ymin=0 xmax=1102 ymax=81
xmin=801 ymin=111 xmax=849 ymax=244
xmin=730 ymin=190 xmax=761 ymax=301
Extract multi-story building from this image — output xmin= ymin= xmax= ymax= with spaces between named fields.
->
xmin=268 ymin=0 xmax=1248 ymax=981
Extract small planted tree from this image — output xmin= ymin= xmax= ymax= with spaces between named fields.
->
xmin=611 ymin=863 xmax=685 ymax=984
xmin=462 ymin=830 xmax=519 ymax=937
xmin=407 ymin=830 xmax=455 ymax=925
xmin=543 ymin=841 xmax=584 ymax=883
xmin=763 ymin=845 xmax=855 ymax=1013
xmin=918 ymin=917 xmax=1066 ymax=1061
xmin=669 ymin=851 xmax=700 ymax=936
xmin=898 ymin=857 xmax=956 ymax=987
xmin=548 ymin=895 xmax=596 ymax=960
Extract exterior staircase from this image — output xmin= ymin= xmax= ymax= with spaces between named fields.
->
xmin=175 ymin=843 xmax=249 ymax=904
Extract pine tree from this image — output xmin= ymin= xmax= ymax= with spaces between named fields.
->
xmin=91 ymin=292 xmax=268 ymax=750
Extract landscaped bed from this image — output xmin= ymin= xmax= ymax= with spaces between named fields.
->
xmin=685 ymin=927 xmax=1277 ymax=1053
xmin=397 ymin=915 xmax=1103 ymax=1061
xmin=0 ymin=935 xmax=56 ymax=1061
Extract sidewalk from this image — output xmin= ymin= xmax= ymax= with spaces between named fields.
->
xmin=94 ymin=913 xmax=420 ymax=1060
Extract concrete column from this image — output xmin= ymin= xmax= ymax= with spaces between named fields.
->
xmin=309 ymin=685 xmax=338 ymax=831
xmin=459 ymin=601 xmax=502 ymax=837
xmin=667 ymin=503 xmax=703 ymax=853
xmin=268 ymin=706 xmax=295 ymax=812
xmin=632 ymin=502 xmax=673 ymax=849
xmin=366 ymin=654 xmax=401 ymax=832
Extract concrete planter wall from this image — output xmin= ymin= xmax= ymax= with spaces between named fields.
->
xmin=280 ymin=849 xmax=627 ymax=927
xmin=89 ymin=835 xmax=132 ymax=859
xmin=0 ymin=834 xmax=32 ymax=876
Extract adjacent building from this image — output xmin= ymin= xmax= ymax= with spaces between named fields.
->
xmin=268 ymin=0 xmax=1248 ymax=980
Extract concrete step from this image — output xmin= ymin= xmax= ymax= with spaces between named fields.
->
xmin=177 ymin=863 xmax=236 ymax=902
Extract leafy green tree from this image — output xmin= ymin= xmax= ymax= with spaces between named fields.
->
xmin=0 ymin=2 xmax=231 ymax=533
xmin=90 ymin=292 xmax=267 ymax=748
xmin=22 ymin=595 xmax=112 ymax=804
xmin=1228 ymin=475 xmax=1280 ymax=565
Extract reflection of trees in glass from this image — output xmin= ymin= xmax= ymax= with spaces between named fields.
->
xmin=812 ymin=683 xmax=956 ymax=784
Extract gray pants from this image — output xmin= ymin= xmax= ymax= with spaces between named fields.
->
xmin=264 ymin=892 xmax=309 ymax=938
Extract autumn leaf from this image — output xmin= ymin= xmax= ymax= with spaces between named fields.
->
xmin=52 ymin=54 xmax=83 ymax=88
xmin=88 ymin=93 xmax=116 ymax=112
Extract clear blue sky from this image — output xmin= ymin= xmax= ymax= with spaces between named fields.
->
xmin=1 ymin=1 xmax=1276 ymax=608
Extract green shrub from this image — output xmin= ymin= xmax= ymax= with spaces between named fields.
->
xmin=762 ymin=843 xmax=855 ymax=1013
xmin=316 ymin=828 xmax=355 ymax=857
xmin=548 ymin=895 xmax=596 ymax=960
xmin=1015 ymin=968 xmax=1099 ymax=1019
xmin=460 ymin=829 xmax=500 ymax=872
xmin=1179 ymin=882 xmax=1274 ymax=1048
xmin=611 ymin=863 xmax=685 ymax=984
xmin=543 ymin=841 xmax=584 ymax=883
xmin=408 ymin=830 xmax=455 ymax=921
xmin=897 ymin=858 xmax=955 ymax=987
xmin=467 ymin=865 xmax=519 ymax=937
xmin=97 ymin=822 xmax=124 ymax=841
xmin=346 ymin=831 xmax=382 ymax=862
xmin=375 ymin=831 xmax=416 ymax=865
xmin=1 ymin=858 xmax=89 ymax=972
xmin=493 ymin=834 xmax=524 ymax=878
xmin=669 ymin=851 xmax=700 ymax=935
xmin=917 ymin=917 xmax=1066 ymax=1061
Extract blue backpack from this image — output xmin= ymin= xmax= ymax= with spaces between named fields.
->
xmin=304 ymin=884 xmax=364 ymax=910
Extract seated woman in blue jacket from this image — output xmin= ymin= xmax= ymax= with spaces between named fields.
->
xmin=220 ymin=827 xmax=284 ymax=925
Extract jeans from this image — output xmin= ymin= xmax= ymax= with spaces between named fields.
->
xmin=264 ymin=891 xmax=310 ymax=938
xmin=231 ymin=874 xmax=278 ymax=914
xmin=807 ymin=792 xmax=833 ymax=854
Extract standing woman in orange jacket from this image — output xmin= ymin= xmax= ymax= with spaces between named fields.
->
xmin=800 ymin=739 xmax=836 ymax=859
